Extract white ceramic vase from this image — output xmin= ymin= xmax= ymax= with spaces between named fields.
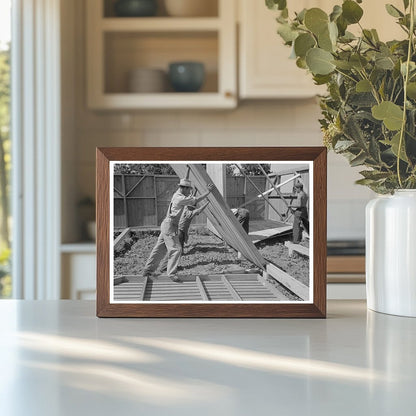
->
xmin=366 ymin=190 xmax=416 ymax=317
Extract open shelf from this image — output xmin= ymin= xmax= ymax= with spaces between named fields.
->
xmin=103 ymin=0 xmax=219 ymax=18
xmin=87 ymin=0 xmax=236 ymax=109
xmin=104 ymin=31 xmax=218 ymax=94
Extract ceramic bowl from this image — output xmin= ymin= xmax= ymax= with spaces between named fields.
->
xmin=114 ymin=0 xmax=158 ymax=17
xmin=128 ymin=68 xmax=167 ymax=93
xmin=168 ymin=62 xmax=205 ymax=92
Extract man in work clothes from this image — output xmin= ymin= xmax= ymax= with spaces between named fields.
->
xmin=291 ymin=182 xmax=309 ymax=244
xmin=143 ymin=179 xmax=214 ymax=282
xmin=159 ymin=199 xmax=210 ymax=273
xmin=178 ymin=200 xmax=210 ymax=252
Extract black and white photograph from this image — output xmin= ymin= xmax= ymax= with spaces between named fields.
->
xmin=110 ymin=161 xmax=313 ymax=303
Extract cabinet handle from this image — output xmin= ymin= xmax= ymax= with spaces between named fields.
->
xmin=224 ymin=91 xmax=234 ymax=99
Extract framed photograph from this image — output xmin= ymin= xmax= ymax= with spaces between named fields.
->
xmin=96 ymin=147 xmax=327 ymax=317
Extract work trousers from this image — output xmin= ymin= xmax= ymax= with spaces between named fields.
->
xmin=143 ymin=220 xmax=182 ymax=276
xmin=293 ymin=208 xmax=309 ymax=244
xmin=159 ymin=230 xmax=186 ymax=272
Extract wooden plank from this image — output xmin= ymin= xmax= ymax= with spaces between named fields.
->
xmin=285 ymin=241 xmax=310 ymax=257
xmin=113 ymin=276 xmax=128 ymax=285
xmin=196 ymin=276 xmax=209 ymax=301
xmin=171 ymin=164 xmax=266 ymax=269
xmin=250 ymin=225 xmax=293 ymax=244
xmin=138 ymin=276 xmax=148 ymax=301
xmin=114 ymin=227 xmax=131 ymax=249
xmin=221 ymin=275 xmax=242 ymax=300
xmin=266 ymin=263 xmax=309 ymax=301
xmin=258 ymin=164 xmax=294 ymax=224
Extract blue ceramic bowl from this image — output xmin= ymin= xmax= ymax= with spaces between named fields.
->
xmin=168 ymin=62 xmax=205 ymax=92
xmin=114 ymin=0 xmax=157 ymax=17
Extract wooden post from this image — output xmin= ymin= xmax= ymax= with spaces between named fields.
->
xmin=122 ymin=174 xmax=128 ymax=227
xmin=206 ymin=164 xmax=227 ymax=236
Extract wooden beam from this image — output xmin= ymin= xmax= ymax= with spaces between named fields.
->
xmin=266 ymin=263 xmax=309 ymax=301
xmin=234 ymin=164 xmax=284 ymax=221
xmin=206 ymin=163 xmax=227 ymax=236
xmin=114 ymin=227 xmax=131 ymax=249
xmin=285 ymin=241 xmax=310 ymax=257
xmin=222 ymin=275 xmax=242 ymax=300
xmin=258 ymin=164 xmax=294 ymax=222
xmin=139 ymin=276 xmax=148 ymax=301
xmin=258 ymin=273 xmax=288 ymax=301
xmin=171 ymin=164 xmax=266 ymax=270
xmin=196 ymin=276 xmax=209 ymax=301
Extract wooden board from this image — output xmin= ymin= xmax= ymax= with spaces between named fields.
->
xmin=172 ymin=164 xmax=266 ymax=269
xmin=266 ymin=263 xmax=309 ymax=301
xmin=113 ymin=274 xmax=288 ymax=302
xmin=285 ymin=241 xmax=310 ymax=257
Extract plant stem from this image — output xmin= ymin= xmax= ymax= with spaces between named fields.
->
xmin=397 ymin=0 xmax=415 ymax=188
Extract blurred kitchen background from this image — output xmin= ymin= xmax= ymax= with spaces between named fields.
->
xmin=3 ymin=0 xmax=402 ymax=300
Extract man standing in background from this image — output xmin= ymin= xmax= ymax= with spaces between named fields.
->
xmin=291 ymin=182 xmax=309 ymax=244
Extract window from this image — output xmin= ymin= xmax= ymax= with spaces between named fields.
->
xmin=0 ymin=0 xmax=11 ymax=298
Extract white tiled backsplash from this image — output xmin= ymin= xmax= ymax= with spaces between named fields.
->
xmin=73 ymin=100 xmax=374 ymax=241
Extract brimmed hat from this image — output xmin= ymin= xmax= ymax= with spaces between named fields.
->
xmin=179 ymin=178 xmax=192 ymax=188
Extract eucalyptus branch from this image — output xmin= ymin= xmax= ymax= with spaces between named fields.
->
xmin=397 ymin=0 xmax=415 ymax=188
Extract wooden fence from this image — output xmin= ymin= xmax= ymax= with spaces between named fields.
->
xmin=113 ymin=174 xmax=267 ymax=229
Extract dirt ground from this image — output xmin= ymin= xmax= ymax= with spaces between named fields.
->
xmin=114 ymin=227 xmax=309 ymax=299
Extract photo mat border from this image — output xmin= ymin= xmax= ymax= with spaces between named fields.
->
xmin=97 ymin=147 xmax=327 ymax=317
xmin=110 ymin=160 xmax=314 ymax=304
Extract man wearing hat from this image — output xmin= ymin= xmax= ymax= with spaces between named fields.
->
xmin=291 ymin=182 xmax=309 ymax=244
xmin=143 ymin=178 xmax=214 ymax=282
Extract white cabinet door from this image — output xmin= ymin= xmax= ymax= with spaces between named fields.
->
xmin=239 ymin=0 xmax=325 ymax=99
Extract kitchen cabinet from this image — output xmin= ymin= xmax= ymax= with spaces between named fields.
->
xmin=238 ymin=0 xmax=325 ymax=99
xmin=61 ymin=244 xmax=96 ymax=300
xmin=86 ymin=0 xmax=237 ymax=109
xmin=238 ymin=0 xmax=404 ymax=99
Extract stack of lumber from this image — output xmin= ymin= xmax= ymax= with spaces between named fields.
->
xmin=172 ymin=164 xmax=266 ymax=270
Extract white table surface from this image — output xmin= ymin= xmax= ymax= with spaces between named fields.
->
xmin=0 ymin=300 xmax=415 ymax=416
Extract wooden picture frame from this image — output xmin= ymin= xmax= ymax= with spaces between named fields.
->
xmin=97 ymin=147 xmax=327 ymax=317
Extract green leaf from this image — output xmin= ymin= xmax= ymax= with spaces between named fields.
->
xmin=350 ymin=151 xmax=368 ymax=167
xmin=356 ymin=79 xmax=372 ymax=92
xmin=407 ymin=82 xmax=416 ymax=99
xmin=304 ymin=8 xmax=329 ymax=35
xmin=333 ymin=60 xmax=352 ymax=70
xmin=375 ymin=55 xmax=395 ymax=70
xmin=350 ymin=54 xmax=368 ymax=70
xmin=360 ymin=170 xmax=391 ymax=181
xmin=372 ymin=101 xmax=404 ymax=130
xmin=403 ymin=0 xmax=409 ymax=10
xmin=342 ymin=0 xmax=364 ymax=24
xmin=334 ymin=139 xmax=355 ymax=151
xmin=313 ymin=74 xmax=332 ymax=85
xmin=388 ymin=132 xmax=409 ymax=162
xmin=385 ymin=4 xmax=404 ymax=18
xmin=296 ymin=57 xmax=308 ymax=69
xmin=371 ymin=29 xmax=380 ymax=42
xmin=330 ymin=5 xmax=342 ymax=22
xmin=296 ymin=8 xmax=307 ymax=23
xmin=277 ymin=23 xmax=298 ymax=43
xmin=339 ymin=31 xmax=356 ymax=43
xmin=266 ymin=0 xmax=287 ymax=11
xmin=318 ymin=27 xmax=334 ymax=52
xmin=294 ymin=33 xmax=316 ymax=58
xmin=306 ymin=48 xmax=335 ymax=75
